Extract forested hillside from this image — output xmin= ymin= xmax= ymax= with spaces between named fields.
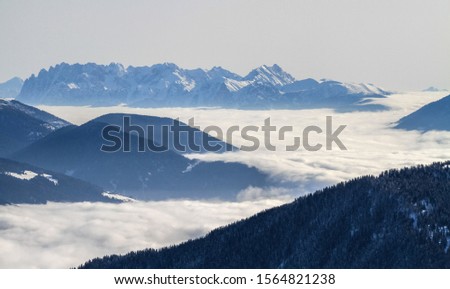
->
xmin=80 ymin=162 xmax=450 ymax=269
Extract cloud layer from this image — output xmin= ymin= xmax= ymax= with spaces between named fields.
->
xmin=40 ymin=91 xmax=450 ymax=196
xmin=2 ymin=91 xmax=447 ymax=268
xmin=0 ymin=199 xmax=288 ymax=268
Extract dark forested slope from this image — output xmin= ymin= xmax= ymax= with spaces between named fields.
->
xmin=0 ymin=158 xmax=116 ymax=204
xmin=80 ymin=162 xmax=450 ymax=269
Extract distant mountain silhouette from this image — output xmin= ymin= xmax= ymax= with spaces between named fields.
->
xmin=422 ymin=87 xmax=448 ymax=92
xmin=80 ymin=162 xmax=450 ymax=269
xmin=12 ymin=114 xmax=269 ymax=200
xmin=0 ymin=77 xmax=23 ymax=98
xmin=396 ymin=94 xmax=450 ymax=131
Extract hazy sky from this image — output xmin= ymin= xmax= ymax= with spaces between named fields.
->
xmin=0 ymin=0 xmax=449 ymax=90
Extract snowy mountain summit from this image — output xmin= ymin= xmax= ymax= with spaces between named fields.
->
xmin=17 ymin=62 xmax=390 ymax=110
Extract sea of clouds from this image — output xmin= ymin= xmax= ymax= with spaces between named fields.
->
xmin=1 ymin=91 xmax=449 ymax=268
xmin=40 ymin=91 xmax=450 ymax=194
xmin=0 ymin=199 xmax=288 ymax=268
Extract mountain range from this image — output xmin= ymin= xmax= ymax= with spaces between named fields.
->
xmin=396 ymin=94 xmax=450 ymax=131
xmin=16 ymin=62 xmax=389 ymax=110
xmin=10 ymin=112 xmax=269 ymax=200
xmin=0 ymin=100 xmax=271 ymax=202
xmin=80 ymin=162 xmax=450 ymax=269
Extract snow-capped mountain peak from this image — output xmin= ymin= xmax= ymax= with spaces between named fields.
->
xmin=244 ymin=64 xmax=295 ymax=86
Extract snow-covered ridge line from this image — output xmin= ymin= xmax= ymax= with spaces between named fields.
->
xmin=16 ymin=62 xmax=390 ymax=109
xmin=0 ymin=98 xmax=71 ymax=129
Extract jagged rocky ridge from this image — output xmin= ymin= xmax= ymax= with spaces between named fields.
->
xmin=17 ymin=63 xmax=389 ymax=110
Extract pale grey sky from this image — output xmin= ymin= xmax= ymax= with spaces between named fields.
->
xmin=0 ymin=0 xmax=449 ymax=90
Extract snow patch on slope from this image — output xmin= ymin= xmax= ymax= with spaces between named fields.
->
xmin=182 ymin=161 xmax=200 ymax=173
xmin=41 ymin=173 xmax=59 ymax=186
xmin=67 ymin=83 xmax=79 ymax=90
xmin=173 ymin=71 xmax=196 ymax=92
xmin=3 ymin=171 xmax=59 ymax=185
xmin=224 ymin=78 xmax=251 ymax=92
xmin=4 ymin=170 xmax=38 ymax=180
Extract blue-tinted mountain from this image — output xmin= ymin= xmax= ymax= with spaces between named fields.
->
xmin=422 ymin=87 xmax=448 ymax=92
xmin=243 ymin=64 xmax=295 ymax=86
xmin=0 ymin=99 xmax=71 ymax=157
xmin=0 ymin=77 xmax=23 ymax=98
xmin=0 ymin=158 xmax=116 ymax=205
xmin=16 ymin=62 xmax=389 ymax=110
xmin=93 ymin=113 xmax=235 ymax=154
xmin=80 ymin=162 xmax=450 ymax=269
xmin=396 ymin=94 xmax=450 ymax=131
xmin=11 ymin=114 xmax=268 ymax=200
xmin=280 ymin=78 xmax=320 ymax=93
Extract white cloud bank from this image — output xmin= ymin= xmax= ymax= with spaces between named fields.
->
xmin=0 ymin=199 xmax=288 ymax=269
xmin=41 ymin=91 xmax=450 ymax=196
